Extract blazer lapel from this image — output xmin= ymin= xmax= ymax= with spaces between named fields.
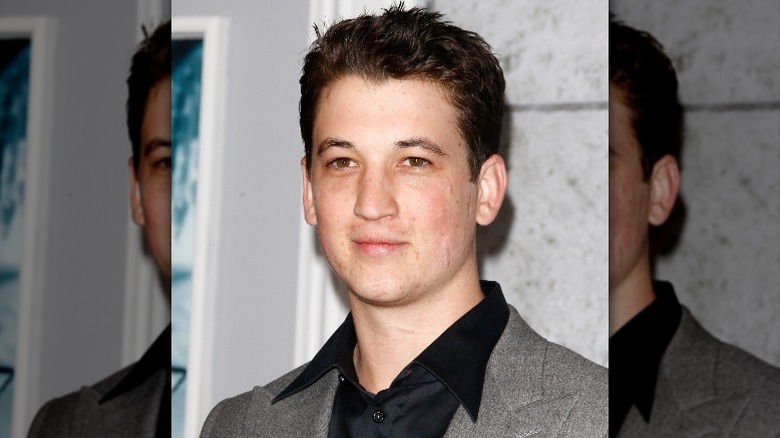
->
xmin=445 ymin=307 xmax=577 ymax=438
xmin=656 ymin=309 xmax=751 ymax=437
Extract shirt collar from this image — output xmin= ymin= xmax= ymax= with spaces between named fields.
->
xmin=100 ymin=324 xmax=171 ymax=404
xmin=609 ymin=281 xmax=682 ymax=421
xmin=273 ymin=280 xmax=510 ymax=422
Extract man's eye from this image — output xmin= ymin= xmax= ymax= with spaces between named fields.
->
xmin=155 ymin=157 xmax=172 ymax=169
xmin=404 ymin=157 xmax=431 ymax=167
xmin=328 ymin=158 xmax=355 ymax=169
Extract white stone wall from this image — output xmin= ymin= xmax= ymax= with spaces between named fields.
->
xmin=435 ymin=0 xmax=609 ymax=366
xmin=611 ymin=0 xmax=780 ymax=367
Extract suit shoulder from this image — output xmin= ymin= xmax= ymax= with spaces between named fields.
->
xmin=27 ymin=365 xmax=135 ymax=437
xmin=680 ymin=309 xmax=780 ymax=398
xmin=500 ymin=307 xmax=608 ymax=392
xmin=543 ymin=340 xmax=608 ymax=387
xmin=200 ymin=364 xmax=308 ymax=437
xmin=712 ymin=332 xmax=780 ymax=403
xmin=494 ymin=308 xmax=607 ymax=436
xmin=27 ymin=391 xmax=80 ymax=437
xmin=200 ymin=390 xmax=256 ymax=437
xmin=541 ymin=339 xmax=609 ymax=432
xmin=506 ymin=307 xmax=607 ymax=395
xmin=718 ymin=343 xmax=780 ymax=433
xmin=658 ymin=310 xmax=780 ymax=434
xmin=716 ymin=336 xmax=780 ymax=380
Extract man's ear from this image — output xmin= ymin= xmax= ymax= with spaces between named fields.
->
xmin=302 ymin=157 xmax=317 ymax=226
xmin=647 ymin=154 xmax=680 ymax=226
xmin=128 ymin=157 xmax=145 ymax=226
xmin=476 ymin=154 xmax=508 ymax=226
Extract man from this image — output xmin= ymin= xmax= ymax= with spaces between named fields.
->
xmin=609 ymin=17 xmax=780 ymax=437
xmin=202 ymin=6 xmax=607 ymax=437
xmin=27 ymin=21 xmax=171 ymax=438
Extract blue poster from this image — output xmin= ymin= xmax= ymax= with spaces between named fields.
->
xmin=171 ymin=38 xmax=202 ymax=438
xmin=0 ymin=39 xmax=31 ymax=438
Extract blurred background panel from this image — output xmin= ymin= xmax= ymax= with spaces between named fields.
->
xmin=611 ymin=0 xmax=780 ymax=367
xmin=0 ymin=1 xmax=170 ymax=436
xmin=173 ymin=0 xmax=608 ymax=435
xmin=0 ymin=37 xmax=31 ymax=438
xmin=171 ymin=36 xmax=202 ymax=438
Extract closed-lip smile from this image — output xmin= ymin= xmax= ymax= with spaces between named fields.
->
xmin=353 ymin=237 xmax=406 ymax=256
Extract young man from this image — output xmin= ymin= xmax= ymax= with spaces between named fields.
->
xmin=27 ymin=21 xmax=171 ymax=437
xmin=609 ymin=18 xmax=780 ymax=437
xmin=202 ymin=6 xmax=607 ymax=437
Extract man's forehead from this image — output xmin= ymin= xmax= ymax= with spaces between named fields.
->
xmin=314 ymin=77 xmax=462 ymax=136
xmin=318 ymin=75 xmax=454 ymax=110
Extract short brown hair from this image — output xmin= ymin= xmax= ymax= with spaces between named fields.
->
xmin=127 ymin=20 xmax=171 ymax=170
xmin=299 ymin=4 xmax=505 ymax=181
xmin=610 ymin=16 xmax=683 ymax=179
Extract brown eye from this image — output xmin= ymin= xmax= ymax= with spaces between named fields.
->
xmin=329 ymin=158 xmax=354 ymax=168
xmin=405 ymin=157 xmax=430 ymax=167
xmin=156 ymin=157 xmax=172 ymax=169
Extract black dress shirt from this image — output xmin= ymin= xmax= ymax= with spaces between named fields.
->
xmin=274 ymin=280 xmax=510 ymax=438
xmin=609 ymin=281 xmax=682 ymax=438
xmin=100 ymin=324 xmax=171 ymax=438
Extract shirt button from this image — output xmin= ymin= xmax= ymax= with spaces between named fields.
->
xmin=338 ymin=374 xmax=345 ymax=382
xmin=372 ymin=410 xmax=385 ymax=423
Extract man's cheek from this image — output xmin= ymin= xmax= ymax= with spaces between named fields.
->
xmin=421 ymin=192 xmax=462 ymax=238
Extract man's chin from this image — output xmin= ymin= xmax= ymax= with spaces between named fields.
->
xmin=344 ymin=281 xmax=417 ymax=308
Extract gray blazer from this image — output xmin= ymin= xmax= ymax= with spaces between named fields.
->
xmin=26 ymin=365 xmax=166 ymax=438
xmin=27 ymin=326 xmax=169 ymax=438
xmin=201 ymin=306 xmax=608 ymax=437
xmin=617 ymin=308 xmax=780 ymax=437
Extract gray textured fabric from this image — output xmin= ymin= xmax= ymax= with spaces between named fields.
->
xmin=26 ymin=365 xmax=166 ymax=438
xmin=201 ymin=305 xmax=608 ymax=437
xmin=617 ymin=307 xmax=780 ymax=437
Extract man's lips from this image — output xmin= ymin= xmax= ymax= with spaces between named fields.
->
xmin=353 ymin=239 xmax=406 ymax=256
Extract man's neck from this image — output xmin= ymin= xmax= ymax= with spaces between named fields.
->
xmin=609 ymin=258 xmax=656 ymax=336
xmin=348 ymin=275 xmax=484 ymax=394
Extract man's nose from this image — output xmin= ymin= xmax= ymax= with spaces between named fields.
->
xmin=354 ymin=166 xmax=399 ymax=220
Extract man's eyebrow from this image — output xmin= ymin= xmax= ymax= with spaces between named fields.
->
xmin=316 ymin=138 xmax=354 ymax=156
xmin=143 ymin=138 xmax=172 ymax=155
xmin=395 ymin=138 xmax=448 ymax=157
xmin=315 ymin=137 xmax=448 ymax=157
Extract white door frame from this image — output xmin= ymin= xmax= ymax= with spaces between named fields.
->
xmin=1 ymin=16 xmax=57 ymax=438
xmin=172 ymin=16 xmax=230 ymax=438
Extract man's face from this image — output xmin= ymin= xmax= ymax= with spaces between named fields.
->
xmin=130 ymin=77 xmax=171 ymax=279
xmin=608 ymin=85 xmax=651 ymax=293
xmin=304 ymin=76 xmax=483 ymax=307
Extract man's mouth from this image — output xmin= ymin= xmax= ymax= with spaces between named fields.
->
xmin=353 ymin=238 xmax=406 ymax=256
